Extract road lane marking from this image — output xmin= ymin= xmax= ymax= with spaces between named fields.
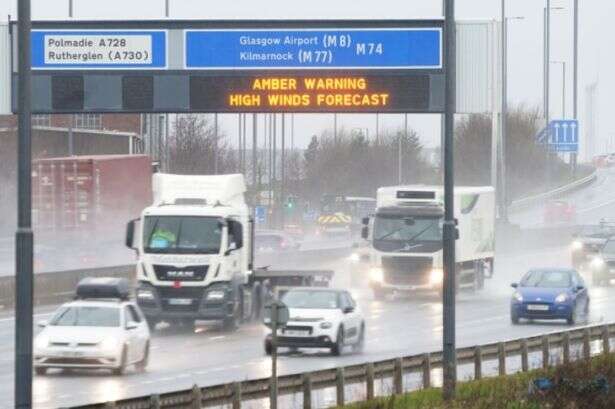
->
xmin=208 ymin=336 xmax=226 ymax=341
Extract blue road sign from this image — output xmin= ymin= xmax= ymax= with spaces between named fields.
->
xmin=31 ymin=30 xmax=167 ymax=69
xmin=536 ymin=119 xmax=579 ymax=153
xmin=255 ymin=206 xmax=267 ymax=224
xmin=185 ymin=28 xmax=442 ymax=69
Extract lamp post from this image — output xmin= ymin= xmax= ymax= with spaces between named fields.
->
xmin=551 ymin=61 xmax=567 ymax=119
xmin=500 ymin=0 xmax=524 ymax=222
xmin=543 ymin=4 xmax=565 ymax=190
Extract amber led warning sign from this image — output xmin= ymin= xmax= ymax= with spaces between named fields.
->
xmin=189 ymin=74 xmax=431 ymax=113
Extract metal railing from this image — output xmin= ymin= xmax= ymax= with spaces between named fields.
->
xmin=72 ymin=322 xmax=615 ymax=409
xmin=509 ymin=170 xmax=597 ymax=212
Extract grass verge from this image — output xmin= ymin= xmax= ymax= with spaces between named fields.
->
xmin=338 ymin=352 xmax=615 ymax=409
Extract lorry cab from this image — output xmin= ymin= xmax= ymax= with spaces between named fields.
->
xmin=363 ymin=185 xmax=494 ymax=299
xmin=125 ymin=174 xmax=254 ymax=330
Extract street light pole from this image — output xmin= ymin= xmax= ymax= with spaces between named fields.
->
xmin=500 ymin=0 xmax=508 ymax=222
xmin=442 ymin=0 xmax=457 ymax=400
xmin=16 ymin=0 xmax=34 ymax=406
xmin=572 ymin=0 xmax=578 ymax=172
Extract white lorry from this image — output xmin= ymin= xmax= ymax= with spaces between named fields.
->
xmin=361 ymin=185 xmax=495 ymax=299
xmin=125 ymin=173 xmax=331 ymax=330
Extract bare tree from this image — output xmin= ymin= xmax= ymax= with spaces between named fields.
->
xmin=168 ymin=114 xmax=236 ymax=175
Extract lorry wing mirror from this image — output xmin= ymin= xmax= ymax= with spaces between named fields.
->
xmin=125 ymin=220 xmax=137 ymax=249
xmin=362 ymin=217 xmax=370 ymax=225
xmin=361 ymin=226 xmax=369 ymax=240
xmin=225 ymin=241 xmax=238 ymax=256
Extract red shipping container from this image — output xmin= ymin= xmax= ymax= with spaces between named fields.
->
xmin=32 ymin=155 xmax=152 ymax=236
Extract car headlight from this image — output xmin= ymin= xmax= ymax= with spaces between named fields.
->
xmin=591 ymin=257 xmax=605 ymax=268
xmin=555 ymin=293 xmax=569 ymax=303
xmin=369 ymin=267 xmax=383 ymax=283
xmin=512 ymin=291 xmax=523 ymax=303
xmin=430 ymin=268 xmax=444 ymax=285
xmin=100 ymin=337 xmax=118 ymax=351
xmin=137 ymin=288 xmax=154 ymax=300
xmin=320 ymin=321 xmax=333 ymax=329
xmin=35 ymin=335 xmax=49 ymax=349
xmin=206 ymin=290 xmax=226 ymax=301
xmin=348 ymin=253 xmax=360 ymax=263
xmin=571 ymin=241 xmax=583 ymax=251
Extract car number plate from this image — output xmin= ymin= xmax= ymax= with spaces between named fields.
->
xmin=168 ymin=298 xmax=192 ymax=306
xmin=284 ymin=330 xmax=309 ymax=336
xmin=61 ymin=350 xmax=83 ymax=357
xmin=527 ymin=304 xmax=549 ymax=311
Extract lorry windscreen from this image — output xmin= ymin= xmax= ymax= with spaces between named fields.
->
xmin=373 ymin=215 xmax=443 ymax=253
xmin=143 ymin=216 xmax=222 ymax=254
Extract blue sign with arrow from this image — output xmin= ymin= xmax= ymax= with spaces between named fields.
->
xmin=536 ymin=119 xmax=579 ymax=153
xmin=254 ymin=206 xmax=267 ymax=224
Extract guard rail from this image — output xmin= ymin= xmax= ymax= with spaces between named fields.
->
xmin=71 ymin=321 xmax=615 ymax=409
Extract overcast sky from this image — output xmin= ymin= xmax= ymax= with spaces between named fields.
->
xmin=2 ymin=0 xmax=612 ymax=159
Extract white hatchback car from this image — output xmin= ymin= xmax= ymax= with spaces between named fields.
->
xmin=264 ymin=288 xmax=365 ymax=356
xmin=34 ymin=278 xmax=150 ymax=375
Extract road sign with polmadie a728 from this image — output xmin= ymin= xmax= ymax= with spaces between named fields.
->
xmin=548 ymin=120 xmax=579 ymax=153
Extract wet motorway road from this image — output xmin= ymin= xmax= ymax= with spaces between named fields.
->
xmin=0 ymin=245 xmax=610 ymax=408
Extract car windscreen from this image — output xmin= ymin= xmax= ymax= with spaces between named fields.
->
xmin=49 ymin=306 xmax=120 ymax=327
xmin=521 ymin=270 xmax=572 ymax=288
xmin=281 ymin=290 xmax=340 ymax=309
xmin=143 ymin=216 xmax=222 ymax=254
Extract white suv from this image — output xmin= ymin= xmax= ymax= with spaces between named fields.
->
xmin=34 ymin=278 xmax=150 ymax=375
xmin=264 ymin=288 xmax=365 ymax=356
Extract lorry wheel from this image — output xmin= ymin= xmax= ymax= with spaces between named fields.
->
xmin=475 ymin=262 xmax=485 ymax=291
xmin=264 ymin=340 xmax=272 ymax=356
xmin=35 ymin=367 xmax=47 ymax=376
xmin=223 ymin=313 xmax=238 ymax=331
xmin=251 ymin=282 xmax=263 ymax=322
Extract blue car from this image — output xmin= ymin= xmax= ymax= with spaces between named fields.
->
xmin=510 ymin=268 xmax=589 ymax=325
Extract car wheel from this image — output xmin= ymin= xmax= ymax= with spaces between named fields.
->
xmin=264 ymin=340 xmax=272 ymax=356
xmin=34 ymin=367 xmax=47 ymax=376
xmin=511 ymin=313 xmax=520 ymax=325
xmin=352 ymin=323 xmax=365 ymax=353
xmin=112 ymin=346 xmax=127 ymax=376
xmin=331 ymin=326 xmax=344 ymax=356
xmin=567 ymin=304 xmax=577 ymax=326
xmin=135 ymin=342 xmax=149 ymax=373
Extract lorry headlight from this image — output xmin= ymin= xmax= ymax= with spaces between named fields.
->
xmin=137 ymin=289 xmax=154 ymax=300
xmin=571 ymin=240 xmax=583 ymax=251
xmin=555 ymin=293 xmax=569 ymax=303
xmin=320 ymin=321 xmax=333 ymax=329
xmin=591 ymin=257 xmax=605 ymax=268
xmin=206 ymin=290 xmax=226 ymax=301
xmin=430 ymin=269 xmax=444 ymax=285
xmin=369 ymin=267 xmax=384 ymax=283
xmin=35 ymin=335 xmax=49 ymax=349
xmin=348 ymin=253 xmax=360 ymax=263
xmin=512 ymin=291 xmax=523 ymax=303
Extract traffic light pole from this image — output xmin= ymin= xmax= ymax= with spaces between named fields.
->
xmin=16 ymin=0 xmax=34 ymax=407
xmin=442 ymin=0 xmax=457 ymax=400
